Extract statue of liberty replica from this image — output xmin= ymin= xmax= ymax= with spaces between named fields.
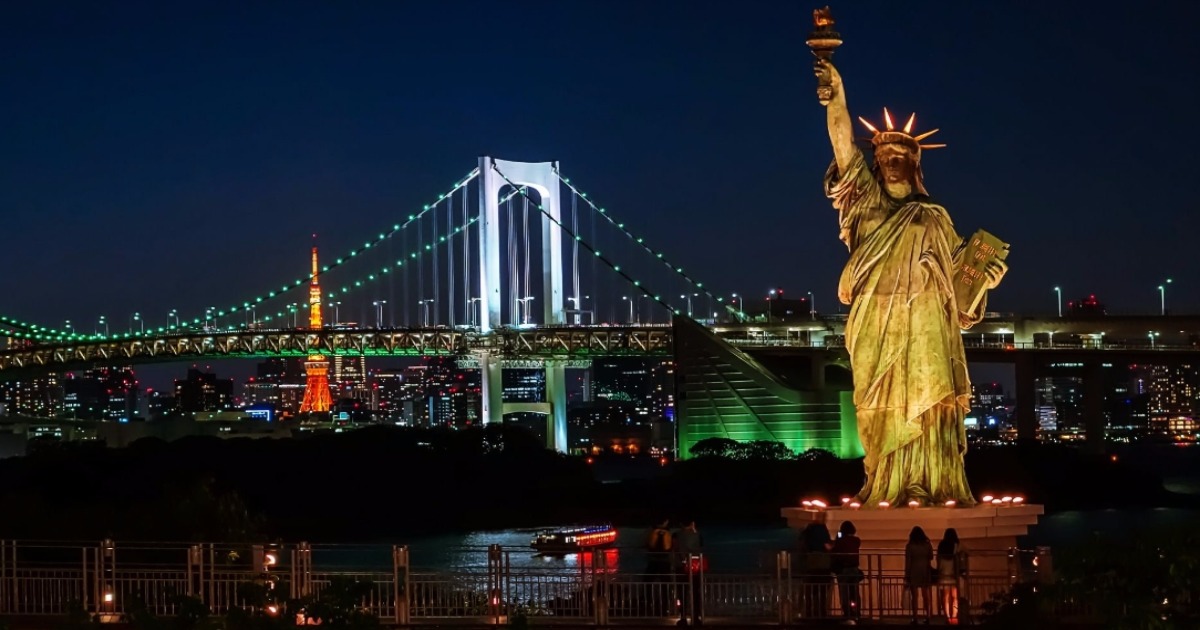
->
xmin=809 ymin=8 xmax=1008 ymax=507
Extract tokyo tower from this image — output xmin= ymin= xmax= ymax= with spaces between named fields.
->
xmin=299 ymin=245 xmax=332 ymax=413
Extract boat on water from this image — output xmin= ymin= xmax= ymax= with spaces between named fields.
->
xmin=530 ymin=525 xmax=617 ymax=555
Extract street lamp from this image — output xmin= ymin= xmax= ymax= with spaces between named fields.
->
xmin=807 ymin=290 xmax=816 ymax=320
xmin=622 ymin=296 xmax=635 ymax=324
xmin=204 ymin=307 xmax=214 ymax=330
xmin=767 ymin=289 xmax=777 ymax=324
xmin=1148 ymin=331 xmax=1160 ymax=348
xmin=132 ymin=312 xmax=143 ymax=335
xmin=516 ymin=297 xmax=535 ymax=325
xmin=64 ymin=320 xmax=73 ymax=336
xmin=731 ymin=293 xmax=744 ymax=320
xmin=679 ymin=293 xmax=696 ymax=317
xmin=418 ymin=299 xmax=435 ymax=327
xmin=567 ymin=295 xmax=593 ymax=325
xmin=373 ymin=300 xmax=388 ymax=328
xmin=1054 ymin=286 xmax=1062 ymax=317
xmin=98 ymin=316 xmax=108 ymax=336
xmin=331 ymin=301 xmax=342 ymax=326
xmin=168 ymin=309 xmax=179 ymax=328
xmin=1159 ymin=279 xmax=1172 ymax=315
xmin=641 ymin=295 xmax=654 ymax=324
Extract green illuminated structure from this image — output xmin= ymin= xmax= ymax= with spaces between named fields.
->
xmin=673 ymin=317 xmax=863 ymax=459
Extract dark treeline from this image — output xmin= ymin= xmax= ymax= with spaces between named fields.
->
xmin=0 ymin=426 xmax=1191 ymax=542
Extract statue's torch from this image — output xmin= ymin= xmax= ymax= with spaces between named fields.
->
xmin=806 ymin=6 xmax=843 ymax=105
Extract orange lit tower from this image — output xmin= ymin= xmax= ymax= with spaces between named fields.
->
xmin=299 ymin=245 xmax=333 ymax=413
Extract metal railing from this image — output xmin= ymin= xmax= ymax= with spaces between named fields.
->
xmin=0 ymin=540 xmax=1065 ymax=624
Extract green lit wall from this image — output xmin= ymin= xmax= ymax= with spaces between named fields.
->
xmin=673 ymin=317 xmax=864 ymax=459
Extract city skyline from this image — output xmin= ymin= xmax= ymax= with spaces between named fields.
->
xmin=0 ymin=2 xmax=1198 ymax=331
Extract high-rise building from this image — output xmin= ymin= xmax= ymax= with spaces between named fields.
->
xmin=592 ymin=358 xmax=674 ymax=420
xmin=0 ymin=373 xmax=64 ymax=418
xmin=244 ymin=358 xmax=307 ymax=416
xmin=174 ymin=368 xmax=235 ymax=412
xmin=502 ymin=368 xmax=545 ymax=438
xmin=1035 ymin=375 xmax=1084 ymax=436
xmin=62 ymin=367 xmax=138 ymax=421
xmin=333 ymin=356 xmax=369 ymax=401
xmin=371 ymin=368 xmax=406 ymax=423
xmin=1146 ymin=364 xmax=1197 ymax=435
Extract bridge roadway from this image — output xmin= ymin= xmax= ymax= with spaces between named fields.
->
xmin=3 ymin=314 xmax=1200 ymax=373
xmin=5 ymin=319 xmax=1199 ymax=450
xmin=0 ymin=325 xmax=674 ymax=372
xmin=709 ymin=312 xmax=1200 ymax=347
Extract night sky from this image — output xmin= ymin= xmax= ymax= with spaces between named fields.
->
xmin=2 ymin=2 xmax=1199 ymax=386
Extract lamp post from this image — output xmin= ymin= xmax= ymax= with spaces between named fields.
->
xmin=65 ymin=320 xmax=73 ymax=336
xmin=332 ymin=301 xmax=342 ymax=326
xmin=419 ymin=299 xmax=435 ymax=327
xmin=516 ymin=297 xmax=535 ymax=325
xmin=680 ymin=293 xmax=696 ymax=318
xmin=204 ymin=307 xmax=214 ymax=330
xmin=767 ymin=289 xmax=777 ymax=324
xmin=132 ymin=312 xmax=143 ymax=335
xmin=98 ymin=316 xmax=108 ymax=336
xmin=1148 ymin=331 xmax=1159 ymax=348
xmin=1054 ymin=286 xmax=1062 ymax=317
xmin=567 ymin=296 xmax=580 ymax=325
xmin=622 ymin=296 xmax=635 ymax=324
xmin=1159 ymin=279 xmax=1172 ymax=315
xmin=373 ymin=300 xmax=388 ymax=328
xmin=168 ymin=309 xmax=179 ymax=328
xmin=468 ymin=297 xmax=482 ymax=328
xmin=807 ymin=291 xmax=816 ymax=320
xmin=641 ymin=295 xmax=654 ymax=324
xmin=731 ymin=293 xmax=744 ymax=321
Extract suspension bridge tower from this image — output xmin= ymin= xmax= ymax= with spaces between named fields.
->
xmin=475 ymin=156 xmax=572 ymax=453
xmin=299 ymin=245 xmax=333 ymax=413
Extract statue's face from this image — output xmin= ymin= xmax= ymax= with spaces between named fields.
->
xmin=875 ymin=144 xmax=916 ymax=186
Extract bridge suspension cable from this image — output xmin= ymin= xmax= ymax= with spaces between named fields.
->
xmin=0 ymin=168 xmax=482 ymax=342
xmin=492 ymin=166 xmax=722 ymax=323
xmin=553 ymin=168 xmax=738 ymax=321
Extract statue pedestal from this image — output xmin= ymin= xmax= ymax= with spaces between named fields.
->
xmin=781 ymin=504 xmax=1044 ymax=575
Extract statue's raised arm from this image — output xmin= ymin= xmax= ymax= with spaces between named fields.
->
xmin=814 ymin=59 xmax=856 ymax=176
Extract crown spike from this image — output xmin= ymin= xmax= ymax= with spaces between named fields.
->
xmin=903 ymin=113 xmax=916 ymax=134
xmin=913 ymin=128 xmax=940 ymax=141
xmin=883 ymin=108 xmax=894 ymax=131
xmin=919 ymin=143 xmax=946 ymax=149
xmin=857 ymin=117 xmax=880 ymax=135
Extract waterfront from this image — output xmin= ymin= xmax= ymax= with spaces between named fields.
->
xmin=348 ymin=507 xmax=1200 ymax=574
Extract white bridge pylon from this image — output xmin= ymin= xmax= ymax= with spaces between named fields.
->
xmin=476 ymin=156 xmax=570 ymax=453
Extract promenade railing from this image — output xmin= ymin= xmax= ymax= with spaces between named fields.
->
xmin=0 ymin=540 xmax=1060 ymax=624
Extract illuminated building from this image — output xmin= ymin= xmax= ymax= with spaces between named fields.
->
xmin=174 ymin=368 xmax=234 ymax=413
xmin=673 ymin=318 xmax=859 ymax=459
xmin=371 ymin=369 xmax=406 ymax=423
xmin=1146 ymin=364 xmax=1197 ymax=436
xmin=369 ymin=358 xmax=481 ymax=427
xmin=0 ymin=373 xmax=64 ymax=418
xmin=62 ymin=367 xmax=139 ymax=422
xmin=503 ymin=368 xmax=546 ymax=439
xmin=299 ymin=246 xmax=333 ymax=413
xmin=243 ymin=358 xmax=307 ymax=416
xmin=592 ymin=357 xmax=674 ymax=419
xmin=333 ymin=356 xmax=369 ymax=400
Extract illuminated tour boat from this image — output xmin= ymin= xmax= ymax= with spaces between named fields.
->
xmin=530 ymin=525 xmax=618 ymax=555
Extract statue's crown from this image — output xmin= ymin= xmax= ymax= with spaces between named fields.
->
xmin=858 ymin=108 xmax=945 ymax=154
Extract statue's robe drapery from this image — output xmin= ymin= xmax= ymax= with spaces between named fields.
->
xmin=825 ymin=150 xmax=980 ymax=506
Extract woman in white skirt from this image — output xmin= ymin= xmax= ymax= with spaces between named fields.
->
xmin=936 ymin=528 xmax=967 ymax=625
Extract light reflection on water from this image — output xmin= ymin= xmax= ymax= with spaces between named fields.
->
xmin=308 ymin=509 xmax=1198 ymax=575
